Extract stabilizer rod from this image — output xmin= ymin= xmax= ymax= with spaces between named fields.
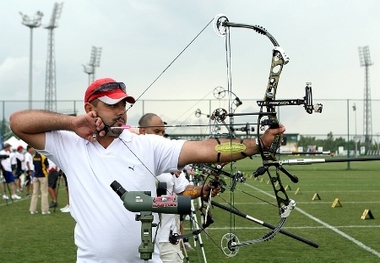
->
xmin=211 ymin=201 xmax=319 ymax=248
xmin=279 ymin=156 xmax=380 ymax=165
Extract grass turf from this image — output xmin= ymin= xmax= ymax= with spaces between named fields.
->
xmin=1 ymin=156 xmax=379 ymax=262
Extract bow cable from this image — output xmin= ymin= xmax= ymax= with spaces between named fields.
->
xmin=126 ymin=18 xmax=214 ymax=112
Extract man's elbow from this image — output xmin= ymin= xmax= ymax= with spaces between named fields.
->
xmin=9 ymin=112 xmax=20 ymax=133
xmin=9 ymin=111 xmax=27 ymax=136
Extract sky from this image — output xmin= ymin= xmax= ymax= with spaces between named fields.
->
xmin=1 ymin=0 xmax=380 ymax=139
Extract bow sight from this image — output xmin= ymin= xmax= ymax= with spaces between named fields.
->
xmin=196 ymin=82 xmax=323 ymax=140
xmin=257 ymin=82 xmax=323 ymax=114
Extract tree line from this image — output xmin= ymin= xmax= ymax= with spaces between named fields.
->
xmin=297 ymin=132 xmax=379 ymax=154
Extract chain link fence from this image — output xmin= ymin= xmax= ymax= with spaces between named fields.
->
xmin=1 ymin=98 xmax=380 ymax=155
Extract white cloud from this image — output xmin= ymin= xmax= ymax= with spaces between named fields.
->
xmin=1 ymin=0 xmax=379 ymax=135
xmin=0 ymin=56 xmax=29 ymax=100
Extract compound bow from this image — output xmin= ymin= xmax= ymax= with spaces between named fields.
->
xmin=208 ymin=14 xmax=323 ymax=256
xmin=118 ymin=13 xmax=323 ymax=260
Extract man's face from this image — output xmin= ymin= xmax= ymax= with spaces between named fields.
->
xmin=88 ymin=100 xmax=127 ymax=137
xmin=141 ymin=116 xmax=165 ymax=136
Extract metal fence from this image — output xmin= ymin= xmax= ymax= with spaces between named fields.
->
xmin=2 ymin=98 xmax=380 ymax=148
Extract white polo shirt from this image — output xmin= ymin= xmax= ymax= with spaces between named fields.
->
xmin=156 ymin=172 xmax=189 ymax=243
xmin=40 ymin=130 xmax=185 ymax=263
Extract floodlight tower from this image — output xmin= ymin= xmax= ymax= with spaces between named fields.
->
xmin=358 ymin=46 xmax=373 ymax=153
xmin=20 ymin=10 xmax=44 ymax=109
xmin=44 ymin=2 xmax=63 ymax=112
xmin=83 ymin=46 xmax=102 ymax=85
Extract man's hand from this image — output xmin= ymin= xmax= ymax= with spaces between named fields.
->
xmin=260 ymin=124 xmax=286 ymax=149
xmin=71 ymin=111 xmax=106 ymax=142
xmin=202 ymin=183 xmax=221 ymax=199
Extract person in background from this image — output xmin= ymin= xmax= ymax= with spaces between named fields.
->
xmin=24 ymin=145 xmax=35 ymax=198
xmin=48 ymin=159 xmax=59 ymax=209
xmin=10 ymin=147 xmax=17 ymax=187
xmin=9 ymin=77 xmax=284 ymax=262
xmin=59 ymin=171 xmax=70 ymax=213
xmin=1 ymin=149 xmax=10 ymax=200
xmin=30 ymin=151 xmax=49 ymax=215
xmin=13 ymin=145 xmax=25 ymax=193
xmin=139 ymin=113 xmax=218 ymax=261
xmin=0 ymin=169 xmax=8 ymax=199
xmin=0 ymin=143 xmax=21 ymax=200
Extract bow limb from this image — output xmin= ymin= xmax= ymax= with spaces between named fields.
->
xmin=259 ymin=46 xmax=289 ymax=158
xmin=256 ymin=44 xmax=298 ymax=215
xmin=252 ymin=32 xmax=299 ymax=236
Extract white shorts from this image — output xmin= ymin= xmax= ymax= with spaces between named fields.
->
xmin=159 ymin=242 xmax=184 ymax=263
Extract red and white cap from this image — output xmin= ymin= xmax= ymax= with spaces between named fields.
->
xmin=84 ymin=78 xmax=135 ymax=105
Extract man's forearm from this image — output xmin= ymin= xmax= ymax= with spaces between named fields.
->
xmin=181 ymin=185 xmax=211 ymax=199
xmin=10 ymin=110 xmax=74 ymax=134
xmin=180 ymin=138 xmax=259 ymax=166
xmin=10 ymin=110 xmax=76 ymax=150
xmin=179 ymin=125 xmax=285 ymax=167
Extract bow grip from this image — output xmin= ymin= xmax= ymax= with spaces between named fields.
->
xmin=268 ymin=121 xmax=280 ymax=154
xmin=259 ymin=118 xmax=281 ymax=154
xmin=269 ymin=134 xmax=281 ymax=154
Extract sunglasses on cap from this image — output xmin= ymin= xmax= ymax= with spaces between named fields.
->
xmin=90 ymin=82 xmax=127 ymax=96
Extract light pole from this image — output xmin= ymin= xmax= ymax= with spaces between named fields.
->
xmin=82 ymin=65 xmax=94 ymax=86
xmin=82 ymin=46 xmax=102 ymax=85
xmin=358 ymin=46 xmax=373 ymax=154
xmin=20 ymin=11 xmax=44 ymax=109
xmin=353 ymin=103 xmax=358 ymax=157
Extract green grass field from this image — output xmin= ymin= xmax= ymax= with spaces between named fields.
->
xmin=1 ymin=156 xmax=379 ymax=262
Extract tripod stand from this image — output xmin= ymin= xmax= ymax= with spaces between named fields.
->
xmin=181 ymin=173 xmax=208 ymax=263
